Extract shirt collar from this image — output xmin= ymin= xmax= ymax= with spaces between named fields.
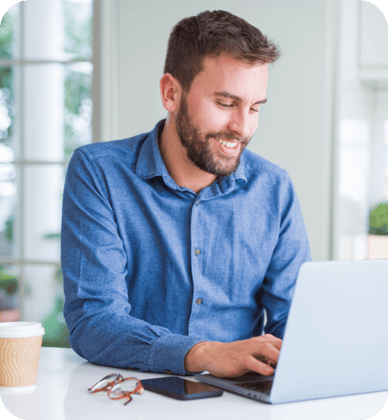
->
xmin=135 ymin=120 xmax=166 ymax=177
xmin=135 ymin=119 xmax=248 ymax=191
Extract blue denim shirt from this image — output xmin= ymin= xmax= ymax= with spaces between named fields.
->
xmin=61 ymin=120 xmax=311 ymax=375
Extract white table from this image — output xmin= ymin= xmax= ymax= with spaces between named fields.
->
xmin=1 ymin=347 xmax=387 ymax=420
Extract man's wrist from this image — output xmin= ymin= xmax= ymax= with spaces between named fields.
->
xmin=184 ymin=341 xmax=213 ymax=373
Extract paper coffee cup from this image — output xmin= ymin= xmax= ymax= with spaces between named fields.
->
xmin=0 ymin=322 xmax=45 ymax=394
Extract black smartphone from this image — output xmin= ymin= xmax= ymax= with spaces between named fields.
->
xmin=141 ymin=376 xmax=223 ymax=400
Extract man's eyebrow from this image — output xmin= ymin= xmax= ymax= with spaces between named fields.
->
xmin=213 ymin=91 xmax=267 ymax=105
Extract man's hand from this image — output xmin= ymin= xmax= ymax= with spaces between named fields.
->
xmin=185 ymin=334 xmax=282 ymax=378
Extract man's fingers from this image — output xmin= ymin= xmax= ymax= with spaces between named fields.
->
xmin=245 ymin=354 xmax=274 ymax=376
xmin=259 ymin=334 xmax=282 ymax=350
xmin=255 ymin=354 xmax=278 ymax=369
xmin=251 ymin=339 xmax=281 ymax=365
xmin=271 ymin=338 xmax=282 ymax=351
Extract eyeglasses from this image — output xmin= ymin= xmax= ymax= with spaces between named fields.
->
xmin=88 ymin=373 xmax=144 ymax=405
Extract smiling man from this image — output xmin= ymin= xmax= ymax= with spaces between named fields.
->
xmin=61 ymin=10 xmax=311 ymax=378
xmin=159 ymin=54 xmax=269 ymax=192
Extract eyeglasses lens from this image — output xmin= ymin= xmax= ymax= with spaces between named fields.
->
xmin=88 ymin=374 xmax=120 ymax=393
xmin=110 ymin=379 xmax=140 ymax=397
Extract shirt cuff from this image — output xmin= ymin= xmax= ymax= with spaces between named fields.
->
xmin=149 ymin=334 xmax=206 ymax=375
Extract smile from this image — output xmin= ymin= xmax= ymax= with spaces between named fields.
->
xmin=217 ymin=138 xmax=238 ymax=148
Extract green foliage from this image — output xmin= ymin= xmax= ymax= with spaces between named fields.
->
xmin=0 ymin=67 xmax=12 ymax=92
xmin=0 ymin=265 xmax=18 ymax=295
xmin=63 ymin=1 xmax=93 ymax=158
xmin=0 ymin=12 xmax=14 ymax=59
xmin=64 ymin=69 xmax=92 ymax=158
xmin=369 ymin=202 xmax=388 ymax=236
xmin=64 ymin=0 xmax=92 ymax=59
xmin=5 ymin=216 xmax=13 ymax=242
xmin=65 ymin=70 xmax=91 ymax=115
xmin=0 ymin=76 xmax=14 ymax=143
xmin=42 ymin=296 xmax=70 ymax=348
xmin=0 ymin=13 xmax=15 ymax=144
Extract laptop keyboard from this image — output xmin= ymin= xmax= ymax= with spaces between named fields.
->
xmin=238 ymin=380 xmax=273 ymax=395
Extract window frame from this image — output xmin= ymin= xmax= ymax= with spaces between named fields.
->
xmin=0 ymin=0 xmax=97 ymax=319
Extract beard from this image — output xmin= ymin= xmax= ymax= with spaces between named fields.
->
xmin=175 ymin=93 xmax=251 ymax=177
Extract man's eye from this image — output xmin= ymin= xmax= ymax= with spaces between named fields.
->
xmin=251 ymin=108 xmax=259 ymax=113
xmin=217 ymin=102 xmax=233 ymax=108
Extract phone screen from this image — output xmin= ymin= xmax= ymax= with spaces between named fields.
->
xmin=141 ymin=376 xmax=223 ymax=400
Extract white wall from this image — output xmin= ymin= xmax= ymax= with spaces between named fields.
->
xmin=101 ymin=0 xmax=340 ymax=261
xmin=360 ymin=0 xmax=388 ymax=68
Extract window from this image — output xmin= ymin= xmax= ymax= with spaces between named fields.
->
xmin=367 ymin=94 xmax=388 ymax=260
xmin=0 ymin=0 xmax=93 ymax=347
xmin=334 ymin=1 xmax=388 ymax=261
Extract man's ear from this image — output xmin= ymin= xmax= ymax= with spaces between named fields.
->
xmin=160 ymin=73 xmax=181 ymax=112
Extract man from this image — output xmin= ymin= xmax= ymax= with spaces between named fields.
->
xmin=61 ymin=10 xmax=310 ymax=378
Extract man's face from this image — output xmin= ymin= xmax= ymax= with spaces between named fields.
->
xmin=175 ymin=54 xmax=268 ymax=177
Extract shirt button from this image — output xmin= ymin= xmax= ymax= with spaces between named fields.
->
xmin=194 ymin=249 xmax=201 ymax=256
xmin=196 ymin=298 xmax=202 ymax=305
xmin=196 ymin=201 xmax=199 ymax=205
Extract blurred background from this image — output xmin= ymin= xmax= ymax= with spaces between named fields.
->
xmin=0 ymin=0 xmax=92 ymax=346
xmin=0 ymin=0 xmax=387 ymax=348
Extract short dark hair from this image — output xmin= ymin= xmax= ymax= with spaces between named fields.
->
xmin=164 ymin=10 xmax=280 ymax=92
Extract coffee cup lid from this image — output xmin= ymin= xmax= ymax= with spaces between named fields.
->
xmin=0 ymin=322 xmax=45 ymax=338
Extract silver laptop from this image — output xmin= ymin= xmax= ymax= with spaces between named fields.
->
xmin=196 ymin=260 xmax=388 ymax=404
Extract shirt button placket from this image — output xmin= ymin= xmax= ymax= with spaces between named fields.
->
xmin=190 ymin=199 xmax=204 ymax=336
xmin=194 ymin=249 xmax=202 ymax=307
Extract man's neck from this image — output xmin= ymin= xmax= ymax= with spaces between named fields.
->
xmin=158 ymin=117 xmax=217 ymax=195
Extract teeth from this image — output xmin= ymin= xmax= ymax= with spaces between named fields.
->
xmin=217 ymin=139 xmax=238 ymax=148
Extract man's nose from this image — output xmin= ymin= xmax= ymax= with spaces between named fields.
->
xmin=227 ymin=111 xmax=255 ymax=139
